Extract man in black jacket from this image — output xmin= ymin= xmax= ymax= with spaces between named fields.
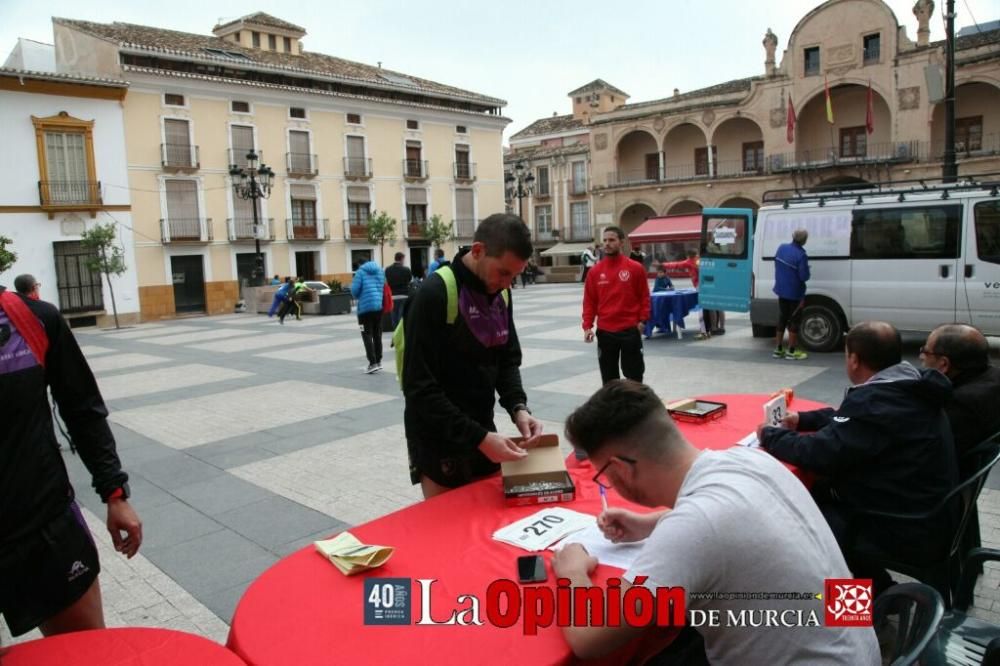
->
xmin=0 ymin=285 xmax=142 ymax=637
xmin=403 ymin=214 xmax=543 ymax=498
xmin=384 ymin=252 xmax=413 ymax=329
xmin=758 ymin=321 xmax=958 ymax=595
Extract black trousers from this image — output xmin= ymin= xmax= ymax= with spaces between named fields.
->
xmin=596 ymin=328 xmax=644 ymax=384
xmin=358 ymin=310 xmax=383 ymax=364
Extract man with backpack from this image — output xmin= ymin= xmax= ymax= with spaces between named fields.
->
xmin=400 ymin=213 xmax=543 ymax=498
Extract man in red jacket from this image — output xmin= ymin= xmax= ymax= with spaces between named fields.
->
xmin=582 ymin=227 xmax=651 ymax=384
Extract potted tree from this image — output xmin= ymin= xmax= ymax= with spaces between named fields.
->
xmin=321 ymin=278 xmax=352 ymax=315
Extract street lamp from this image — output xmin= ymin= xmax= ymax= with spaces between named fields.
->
xmin=229 ymin=152 xmax=274 ymax=286
xmin=504 ymin=160 xmax=535 ymax=221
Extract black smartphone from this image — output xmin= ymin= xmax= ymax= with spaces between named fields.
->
xmin=517 ymin=555 xmax=547 ymax=583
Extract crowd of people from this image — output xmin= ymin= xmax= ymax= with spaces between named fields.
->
xmin=2 ymin=207 xmax=998 ymax=665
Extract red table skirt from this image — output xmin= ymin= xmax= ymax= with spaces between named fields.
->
xmin=1 ymin=627 xmax=246 ymax=665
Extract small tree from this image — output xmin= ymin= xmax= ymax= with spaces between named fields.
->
xmin=80 ymin=222 xmax=127 ymax=329
xmin=366 ymin=210 xmax=399 ymax=265
xmin=425 ymin=214 xmax=454 ymax=250
xmin=0 ymin=235 xmax=16 ymax=276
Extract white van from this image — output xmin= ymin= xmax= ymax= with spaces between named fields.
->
xmin=698 ymin=182 xmax=1000 ymax=351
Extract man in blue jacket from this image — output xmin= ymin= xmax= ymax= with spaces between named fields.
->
xmin=351 ymin=259 xmax=387 ymax=373
xmin=772 ymin=229 xmax=811 ymax=360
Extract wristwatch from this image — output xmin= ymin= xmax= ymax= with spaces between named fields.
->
xmin=102 ymin=482 xmax=131 ymax=503
xmin=510 ymin=403 xmax=532 ymax=418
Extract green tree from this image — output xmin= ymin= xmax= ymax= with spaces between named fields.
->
xmin=424 ymin=214 xmax=454 ymax=250
xmin=80 ymin=222 xmax=127 ymax=329
xmin=366 ymin=210 xmax=399 ymax=265
xmin=0 ymin=235 xmax=16 ymax=276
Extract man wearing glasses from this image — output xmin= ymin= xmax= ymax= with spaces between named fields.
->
xmin=552 ymin=380 xmax=879 ymax=664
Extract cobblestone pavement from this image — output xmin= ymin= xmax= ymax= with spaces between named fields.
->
xmin=4 ymin=280 xmax=999 ymax=646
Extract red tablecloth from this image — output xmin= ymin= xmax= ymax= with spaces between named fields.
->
xmin=1 ymin=627 xmax=246 ymax=665
xmin=228 ymin=393 xmax=827 ymax=666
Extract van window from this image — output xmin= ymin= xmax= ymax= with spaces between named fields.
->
xmin=850 ymin=205 xmax=961 ymax=260
xmin=975 ymin=201 xmax=1000 ymax=265
xmin=702 ymin=216 xmax=748 ymax=259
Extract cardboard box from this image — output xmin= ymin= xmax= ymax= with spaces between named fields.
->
xmin=666 ymin=398 xmax=727 ymax=423
xmin=500 ymin=434 xmax=575 ymax=506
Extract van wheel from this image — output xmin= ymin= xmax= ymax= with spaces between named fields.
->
xmin=752 ymin=324 xmax=776 ymax=338
xmin=798 ymin=305 xmax=843 ymax=352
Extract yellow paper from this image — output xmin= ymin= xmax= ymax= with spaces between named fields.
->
xmin=315 ymin=532 xmax=394 ymax=575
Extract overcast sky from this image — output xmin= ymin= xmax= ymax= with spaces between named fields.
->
xmin=1 ymin=0 xmax=996 ymax=142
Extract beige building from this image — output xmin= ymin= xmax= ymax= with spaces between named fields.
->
xmin=510 ymin=0 xmax=999 ymax=263
xmin=51 ymin=12 xmax=509 ymax=319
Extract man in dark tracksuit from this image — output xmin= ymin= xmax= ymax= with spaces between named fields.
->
xmin=403 ymin=214 xmax=543 ymax=498
xmin=0 ymin=286 xmax=142 ymax=637
xmin=758 ymin=321 xmax=958 ymax=596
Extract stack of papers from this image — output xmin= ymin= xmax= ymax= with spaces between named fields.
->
xmin=551 ymin=523 xmax=646 ymax=571
xmin=314 ymin=532 xmax=394 ymax=576
xmin=492 ymin=507 xmax=595 ymax=551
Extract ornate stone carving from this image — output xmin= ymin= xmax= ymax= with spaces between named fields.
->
xmin=827 ymin=44 xmax=855 ymax=66
xmin=763 ymin=28 xmax=778 ymax=76
xmin=898 ymin=86 xmax=921 ymax=110
xmin=770 ymin=107 xmax=787 ymax=128
xmin=594 ymin=133 xmax=608 ymax=150
xmin=701 ymin=110 xmax=716 ymax=127
xmin=913 ymin=0 xmax=935 ymax=47
xmin=652 ymin=117 xmax=666 ymax=132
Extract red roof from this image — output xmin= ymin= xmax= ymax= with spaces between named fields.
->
xmin=628 ymin=215 xmax=702 ymax=242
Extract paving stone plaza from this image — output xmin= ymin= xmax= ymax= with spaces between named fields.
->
xmin=4 ymin=280 xmax=1000 ymax=646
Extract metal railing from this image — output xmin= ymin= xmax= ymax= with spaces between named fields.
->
xmin=161 ymin=143 xmax=200 ymax=170
xmin=344 ymin=218 xmax=369 ymax=240
xmin=534 ymin=229 xmax=559 ymax=242
xmin=160 ymin=217 xmax=212 ymax=242
xmin=39 ymin=180 xmax=102 ymax=206
xmin=454 ymin=218 xmax=476 ymax=239
xmin=404 ymin=219 xmax=428 ymax=240
xmin=569 ymin=226 xmax=593 ymax=242
xmin=228 ymin=148 xmax=262 ymax=169
xmin=863 ymin=45 xmax=880 ymax=65
xmin=768 ymin=140 xmax=920 ymax=171
xmin=404 ymin=159 xmax=429 ymax=179
xmin=344 ymin=157 xmax=373 ymax=179
xmin=286 ymin=218 xmax=329 ymax=241
xmin=453 ymin=162 xmax=477 ymax=181
xmin=534 ymin=182 xmax=551 ymax=198
xmin=227 ymin=217 xmax=274 ymax=241
xmin=930 ymin=133 xmax=1000 ymax=160
xmin=286 ymin=152 xmax=318 ymax=176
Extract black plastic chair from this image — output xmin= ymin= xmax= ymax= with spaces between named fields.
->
xmin=874 ymin=583 xmax=946 ymax=666
xmin=922 ymin=548 xmax=1000 ymax=666
xmin=849 ymin=438 xmax=1000 ymax=608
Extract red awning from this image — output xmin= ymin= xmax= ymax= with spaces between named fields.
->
xmin=627 ymin=215 xmax=702 ymax=242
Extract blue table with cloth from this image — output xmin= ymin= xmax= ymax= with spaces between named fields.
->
xmin=643 ymin=288 xmax=700 ymax=339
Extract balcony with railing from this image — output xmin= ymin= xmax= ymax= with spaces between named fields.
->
xmin=454 ymin=218 xmax=476 ymax=239
xmin=931 ymin=133 xmax=1000 ymax=161
xmin=404 ymin=219 xmax=428 ymax=240
xmin=403 ymin=159 xmax=429 ymax=181
xmin=569 ymin=179 xmax=588 ymax=196
xmin=227 ymin=217 xmax=274 ymax=242
xmin=160 ymin=217 xmax=212 ymax=243
xmin=344 ymin=157 xmax=373 ymax=179
xmin=863 ymin=45 xmax=881 ymax=65
xmin=287 ymin=217 xmax=329 ymax=241
xmin=161 ymin=143 xmax=200 ymax=171
xmin=769 ymin=140 xmax=920 ymax=172
xmin=534 ymin=228 xmax=560 ymax=242
xmin=287 ymin=152 xmax=318 ymax=177
xmin=453 ymin=162 xmax=477 ymax=182
xmin=228 ymin=149 xmax=263 ymax=169
xmin=569 ymin=225 xmax=593 ymax=242
xmin=344 ymin=218 xmax=369 ymax=240
xmin=38 ymin=180 xmax=103 ymax=210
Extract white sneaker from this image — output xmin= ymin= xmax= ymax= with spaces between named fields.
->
xmin=375 ymin=362 xmax=383 ymax=371
xmin=364 ymin=363 xmax=378 ymax=374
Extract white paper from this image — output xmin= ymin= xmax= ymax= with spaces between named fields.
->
xmin=550 ymin=523 xmax=646 ymax=571
xmin=737 ymin=432 xmax=760 ymax=448
xmin=492 ymin=507 xmax=595 ymax=552
xmin=762 ymin=394 xmax=787 ymax=427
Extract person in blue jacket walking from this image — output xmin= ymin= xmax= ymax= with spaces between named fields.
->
xmin=351 ymin=259 xmax=387 ymax=373
xmin=772 ymin=229 xmax=811 ymax=360
xmin=268 ymin=277 xmax=292 ymax=317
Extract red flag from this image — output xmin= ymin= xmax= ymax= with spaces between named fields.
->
xmin=865 ymin=81 xmax=874 ymax=134
xmin=786 ymin=95 xmax=796 ymax=144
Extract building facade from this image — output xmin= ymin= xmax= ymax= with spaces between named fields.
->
xmin=51 ymin=12 xmax=509 ymax=319
xmin=0 ymin=66 xmax=140 ymax=326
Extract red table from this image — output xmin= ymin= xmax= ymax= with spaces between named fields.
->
xmin=228 ymin=393 xmax=826 ymax=666
xmin=0 ymin=627 xmax=246 ymax=665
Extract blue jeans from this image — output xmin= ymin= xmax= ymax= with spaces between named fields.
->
xmin=267 ymin=293 xmax=284 ymax=316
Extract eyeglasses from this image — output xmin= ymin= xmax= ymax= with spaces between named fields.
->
xmin=919 ymin=346 xmax=944 ymax=357
xmin=592 ymin=455 xmax=638 ymax=490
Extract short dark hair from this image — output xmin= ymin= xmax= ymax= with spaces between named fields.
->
xmin=434 ymin=248 xmax=445 ymax=259
xmin=565 ymin=380 xmax=677 ymax=458
xmin=13 ymin=274 xmax=37 ymax=295
xmin=394 ymin=252 xmax=405 ymax=261
xmin=932 ymin=324 xmax=990 ymax=373
xmin=603 ymin=226 xmax=624 ymax=241
xmin=845 ymin=321 xmax=901 ymax=372
xmin=473 ymin=213 xmax=533 ymax=260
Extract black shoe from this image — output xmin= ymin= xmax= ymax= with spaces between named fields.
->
xmin=712 ymin=328 xmax=725 ymax=335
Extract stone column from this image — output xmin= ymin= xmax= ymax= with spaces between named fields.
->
xmin=763 ymin=28 xmax=779 ymax=77
xmin=913 ymin=0 xmax=935 ymax=47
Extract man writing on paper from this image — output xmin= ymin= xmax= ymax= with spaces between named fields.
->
xmin=758 ymin=321 xmax=958 ymax=596
xmin=552 ymin=380 xmax=878 ymax=664
xmin=403 ymin=214 xmax=543 ymax=498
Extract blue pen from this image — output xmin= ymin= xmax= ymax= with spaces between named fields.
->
xmin=599 ymin=485 xmax=608 ymax=512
